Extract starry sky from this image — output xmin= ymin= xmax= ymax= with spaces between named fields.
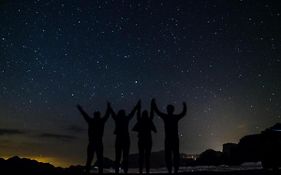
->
xmin=1 ymin=0 xmax=281 ymax=167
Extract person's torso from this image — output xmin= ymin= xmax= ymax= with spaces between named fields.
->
xmin=163 ymin=117 xmax=179 ymax=139
xmin=114 ymin=117 xmax=130 ymax=136
xmin=137 ymin=120 xmax=153 ymax=138
xmin=88 ymin=119 xmax=105 ymax=141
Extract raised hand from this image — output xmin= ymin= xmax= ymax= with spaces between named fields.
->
xmin=77 ymin=104 xmax=90 ymax=123
xmin=137 ymin=99 xmax=141 ymax=108
xmin=107 ymin=102 xmax=111 ymax=109
xmin=176 ymin=102 xmax=187 ymax=119
xmin=77 ymin=104 xmax=82 ymax=110
xmin=103 ymin=101 xmax=112 ymax=121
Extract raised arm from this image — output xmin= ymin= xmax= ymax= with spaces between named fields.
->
xmin=149 ymin=99 xmax=154 ymax=119
xmin=128 ymin=100 xmax=141 ymax=120
xmin=151 ymin=99 xmax=167 ymax=119
xmin=102 ymin=102 xmax=111 ymax=122
xmin=151 ymin=121 xmax=157 ymax=133
xmin=77 ymin=104 xmax=90 ymax=123
xmin=108 ymin=104 xmax=117 ymax=120
xmin=137 ymin=100 xmax=142 ymax=121
xmin=175 ymin=102 xmax=187 ymax=120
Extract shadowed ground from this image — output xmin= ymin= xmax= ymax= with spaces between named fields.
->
xmin=1 ymin=157 xmax=280 ymax=175
xmin=92 ymin=170 xmax=280 ymax=175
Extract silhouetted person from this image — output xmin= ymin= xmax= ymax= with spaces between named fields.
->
xmin=109 ymin=101 xmax=140 ymax=174
xmin=77 ymin=103 xmax=110 ymax=174
xmin=133 ymin=100 xmax=157 ymax=174
xmin=152 ymin=99 xmax=186 ymax=174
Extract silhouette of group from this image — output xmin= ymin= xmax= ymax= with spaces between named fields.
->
xmin=77 ymin=99 xmax=186 ymax=174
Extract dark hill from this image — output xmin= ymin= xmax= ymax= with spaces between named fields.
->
xmin=0 ymin=156 xmax=83 ymax=175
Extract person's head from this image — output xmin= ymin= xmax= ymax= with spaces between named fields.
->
xmin=142 ymin=110 xmax=149 ymax=120
xmin=117 ymin=109 xmax=126 ymax=116
xmin=93 ymin=111 xmax=101 ymax=119
xmin=167 ymin=105 xmax=175 ymax=114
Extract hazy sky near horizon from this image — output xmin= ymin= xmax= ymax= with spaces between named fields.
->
xmin=1 ymin=0 xmax=281 ymax=167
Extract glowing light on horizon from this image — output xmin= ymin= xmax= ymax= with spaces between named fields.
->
xmin=1 ymin=155 xmax=71 ymax=168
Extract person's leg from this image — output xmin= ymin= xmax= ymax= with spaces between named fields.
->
xmin=173 ymin=138 xmax=180 ymax=174
xmin=165 ymin=139 xmax=172 ymax=174
xmin=138 ymin=141 xmax=144 ymax=174
xmin=85 ymin=143 xmax=94 ymax=174
xmin=96 ymin=142 xmax=104 ymax=174
xmin=145 ymin=140 xmax=152 ymax=174
xmin=123 ymin=137 xmax=130 ymax=174
xmin=115 ymin=137 xmax=122 ymax=174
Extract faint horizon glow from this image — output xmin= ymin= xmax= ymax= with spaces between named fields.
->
xmin=0 ymin=155 xmax=70 ymax=167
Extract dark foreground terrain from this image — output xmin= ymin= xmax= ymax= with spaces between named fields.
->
xmin=112 ymin=171 xmax=278 ymax=175
xmin=3 ymin=170 xmax=280 ymax=175
xmin=1 ymin=156 xmax=280 ymax=175
xmin=111 ymin=171 xmax=279 ymax=175
xmin=164 ymin=170 xmax=281 ymax=175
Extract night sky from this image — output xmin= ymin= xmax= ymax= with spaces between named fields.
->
xmin=1 ymin=0 xmax=281 ymax=167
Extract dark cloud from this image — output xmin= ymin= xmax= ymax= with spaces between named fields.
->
xmin=39 ymin=133 xmax=76 ymax=141
xmin=0 ymin=128 xmax=25 ymax=136
xmin=66 ymin=125 xmax=86 ymax=133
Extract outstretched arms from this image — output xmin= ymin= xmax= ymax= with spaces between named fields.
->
xmin=175 ymin=102 xmax=187 ymax=120
xmin=137 ymin=100 xmax=141 ymax=121
xmin=150 ymin=99 xmax=154 ymax=119
xmin=77 ymin=104 xmax=91 ymax=123
xmin=108 ymin=103 xmax=117 ymax=120
xmin=151 ymin=121 xmax=157 ymax=133
xmin=102 ymin=102 xmax=111 ymax=122
xmin=128 ymin=100 xmax=141 ymax=120
xmin=151 ymin=99 xmax=166 ymax=119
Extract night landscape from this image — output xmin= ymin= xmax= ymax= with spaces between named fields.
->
xmin=1 ymin=0 xmax=281 ymax=174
